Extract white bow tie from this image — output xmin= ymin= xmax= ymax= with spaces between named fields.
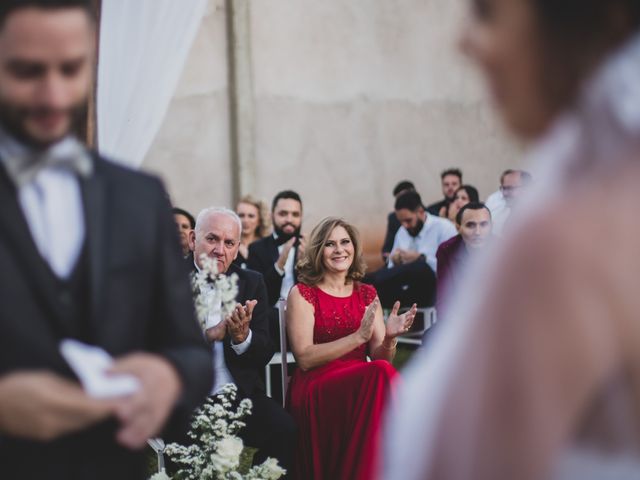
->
xmin=0 ymin=131 xmax=93 ymax=187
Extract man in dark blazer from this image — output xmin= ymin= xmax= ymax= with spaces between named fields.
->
xmin=248 ymin=190 xmax=304 ymax=307
xmin=425 ymin=168 xmax=463 ymax=216
xmin=0 ymin=2 xmax=212 ymax=478
xmin=435 ymin=203 xmax=493 ymax=316
xmin=189 ymin=207 xmax=295 ymax=475
xmin=248 ymin=191 xmax=304 ymax=349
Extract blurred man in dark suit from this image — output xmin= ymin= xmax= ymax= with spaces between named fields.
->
xmin=0 ymin=2 xmax=212 ymax=478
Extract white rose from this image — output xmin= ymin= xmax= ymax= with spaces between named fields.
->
xmin=260 ymin=458 xmax=287 ymax=480
xmin=210 ymin=436 xmax=243 ymax=473
xmin=148 ymin=468 xmax=172 ymax=480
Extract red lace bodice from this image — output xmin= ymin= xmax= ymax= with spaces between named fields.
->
xmin=297 ymin=282 xmax=377 ymax=361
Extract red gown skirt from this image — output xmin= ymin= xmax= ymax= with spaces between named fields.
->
xmin=286 ymin=283 xmax=398 ymax=480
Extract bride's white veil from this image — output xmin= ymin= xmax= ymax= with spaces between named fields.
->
xmin=383 ymin=30 xmax=640 ymax=480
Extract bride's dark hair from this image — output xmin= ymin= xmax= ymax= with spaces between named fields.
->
xmin=532 ymin=0 xmax=640 ymax=111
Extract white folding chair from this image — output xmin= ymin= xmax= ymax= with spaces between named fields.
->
xmin=396 ymin=307 xmax=437 ymax=346
xmin=265 ymin=298 xmax=294 ymax=406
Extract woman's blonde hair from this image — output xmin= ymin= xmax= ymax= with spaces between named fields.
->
xmin=238 ymin=195 xmax=271 ymax=238
xmin=297 ymin=217 xmax=367 ymax=286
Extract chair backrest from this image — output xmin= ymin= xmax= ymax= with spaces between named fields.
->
xmin=277 ymin=297 xmax=289 ymax=404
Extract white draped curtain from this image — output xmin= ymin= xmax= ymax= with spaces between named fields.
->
xmin=96 ymin=0 xmax=208 ymax=168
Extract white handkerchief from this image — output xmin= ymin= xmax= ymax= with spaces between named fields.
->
xmin=60 ymin=339 xmax=141 ymax=398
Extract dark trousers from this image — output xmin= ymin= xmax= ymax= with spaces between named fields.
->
xmin=242 ymin=393 xmax=296 ymax=477
xmin=366 ymin=260 xmax=437 ymax=308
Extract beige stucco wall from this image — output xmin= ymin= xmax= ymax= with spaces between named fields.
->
xmin=143 ymin=0 xmax=232 ymax=210
xmin=143 ymin=0 xmax=521 ymax=269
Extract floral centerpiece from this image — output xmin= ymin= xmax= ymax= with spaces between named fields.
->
xmin=153 ymin=384 xmax=285 ymax=480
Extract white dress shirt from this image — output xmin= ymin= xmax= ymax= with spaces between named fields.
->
xmin=0 ymin=133 xmax=86 ymax=279
xmin=273 ymin=233 xmax=296 ymax=303
xmin=388 ymin=214 xmax=458 ymax=272
xmin=195 ymin=263 xmax=252 ymax=395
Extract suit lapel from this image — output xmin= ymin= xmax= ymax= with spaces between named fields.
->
xmin=230 ymin=264 xmax=247 ymax=304
xmin=80 ymin=161 xmax=108 ymax=339
xmin=0 ymin=165 xmax=69 ymax=336
xmin=268 ymin=235 xmax=279 ymax=263
xmin=224 ymin=265 xmax=246 ymax=354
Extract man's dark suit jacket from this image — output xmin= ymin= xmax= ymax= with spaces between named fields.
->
xmin=426 ymin=198 xmax=448 ymax=216
xmin=247 ymin=235 xmax=298 ymax=307
xmin=382 ymin=212 xmax=401 ymax=258
xmin=0 ymin=154 xmax=213 ymax=479
xmin=435 ymin=234 xmax=467 ymax=314
xmin=191 ymin=260 xmax=275 ymax=396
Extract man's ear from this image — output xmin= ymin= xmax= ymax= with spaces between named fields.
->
xmin=188 ymin=230 xmax=196 ymax=252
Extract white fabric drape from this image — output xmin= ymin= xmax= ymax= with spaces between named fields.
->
xmin=96 ymin=0 xmax=208 ymax=168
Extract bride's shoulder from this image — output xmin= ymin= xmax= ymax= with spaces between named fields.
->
xmin=508 ymin=162 xmax=640 ymax=269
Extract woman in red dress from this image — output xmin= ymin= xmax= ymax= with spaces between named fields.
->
xmin=286 ymin=217 xmax=417 ymax=480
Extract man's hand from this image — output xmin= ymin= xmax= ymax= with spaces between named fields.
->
xmin=226 ymin=300 xmax=257 ymax=344
xmin=0 ymin=371 xmax=114 ymax=441
xmin=109 ymin=354 xmax=182 ymax=450
xmin=205 ymin=320 xmax=227 ymax=342
xmin=276 ymin=238 xmax=296 ymax=272
xmin=400 ymin=250 xmax=422 ymax=264
xmin=390 ymin=249 xmax=405 ymax=265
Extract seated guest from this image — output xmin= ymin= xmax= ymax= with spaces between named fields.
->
xmin=436 ymin=203 xmax=493 ymax=315
xmin=286 ymin=217 xmax=417 ymax=480
xmin=373 ymin=191 xmax=457 ymax=307
xmin=235 ymin=195 xmax=271 ymax=269
xmin=382 ymin=180 xmax=416 ymax=262
xmin=248 ymin=190 xmax=305 ymax=344
xmin=439 ymin=184 xmax=479 ymax=223
xmin=485 ymin=169 xmax=532 ymax=235
xmin=426 ymin=168 xmax=463 ymax=216
xmin=248 ymin=190 xmax=305 ymax=307
xmin=188 ymin=207 xmax=295 ymax=474
xmin=173 ymin=207 xmax=196 ymax=258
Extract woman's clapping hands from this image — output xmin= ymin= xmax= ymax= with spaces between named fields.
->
xmin=385 ymin=301 xmax=417 ymax=338
xmin=356 ymin=298 xmax=379 ymax=343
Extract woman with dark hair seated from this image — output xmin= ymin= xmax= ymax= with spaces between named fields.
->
xmin=286 ymin=217 xmax=416 ymax=480
xmin=439 ymin=184 xmax=480 ymax=224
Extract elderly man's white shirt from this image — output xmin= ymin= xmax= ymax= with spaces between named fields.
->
xmin=195 ymin=264 xmax=253 ymax=395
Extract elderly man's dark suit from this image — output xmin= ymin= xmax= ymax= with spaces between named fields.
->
xmin=0 ymin=154 xmax=213 ymax=480
xmin=189 ymin=259 xmax=295 ymax=474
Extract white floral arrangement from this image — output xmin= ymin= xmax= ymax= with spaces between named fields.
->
xmin=153 ymin=384 xmax=285 ymax=480
xmin=192 ymin=254 xmax=239 ymax=332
